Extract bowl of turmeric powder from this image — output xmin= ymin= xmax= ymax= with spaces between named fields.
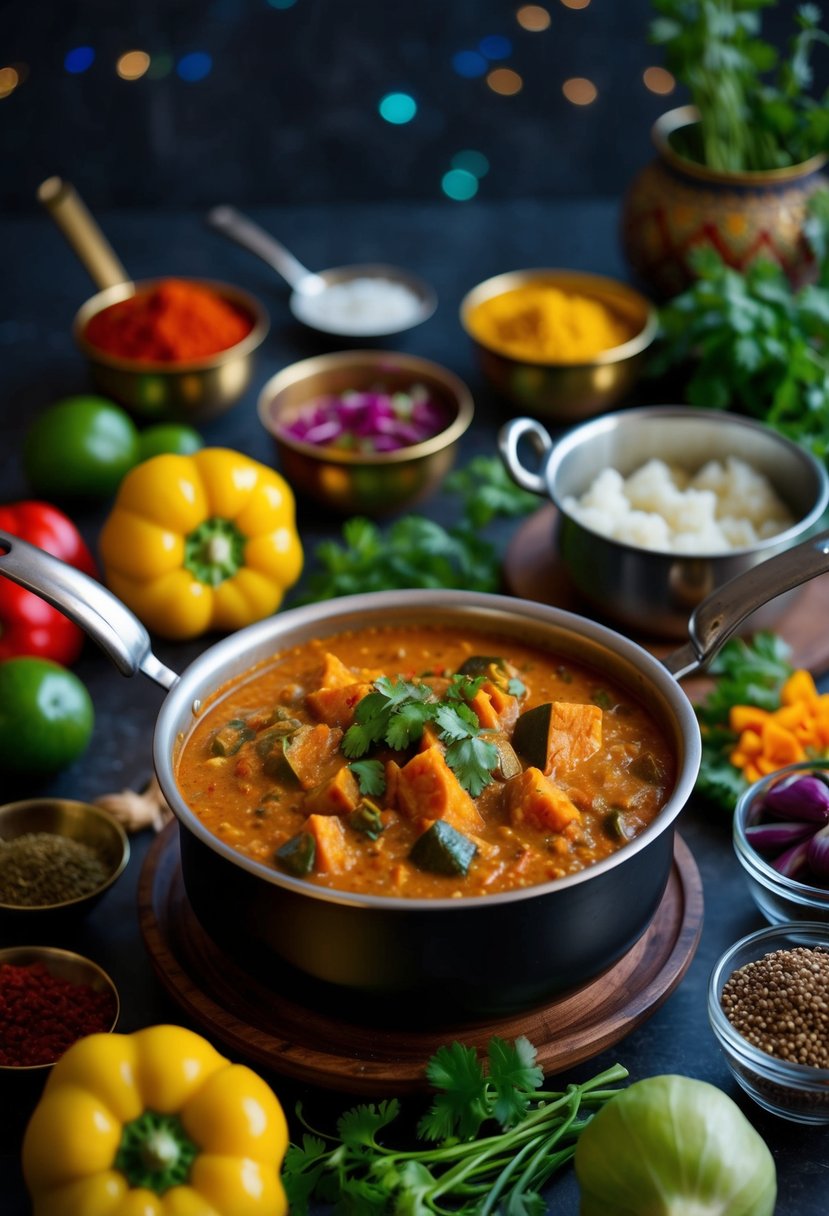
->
xmin=74 ymin=276 xmax=269 ymax=422
xmin=460 ymin=269 xmax=657 ymax=422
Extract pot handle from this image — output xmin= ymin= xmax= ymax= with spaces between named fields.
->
xmin=498 ymin=417 xmax=556 ymax=496
xmin=0 ymin=530 xmax=179 ymax=691
xmin=664 ymin=528 xmax=829 ymax=681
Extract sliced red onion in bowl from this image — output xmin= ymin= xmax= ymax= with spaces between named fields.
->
xmin=807 ymin=826 xmax=829 ymax=880
xmin=745 ymin=821 xmax=817 ymax=851
xmin=771 ymin=837 xmax=815 ymax=880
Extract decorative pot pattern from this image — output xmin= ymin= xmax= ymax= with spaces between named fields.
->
xmin=620 ymin=106 xmax=829 ymax=300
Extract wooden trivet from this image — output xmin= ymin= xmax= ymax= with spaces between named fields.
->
xmin=138 ymin=822 xmax=703 ymax=1095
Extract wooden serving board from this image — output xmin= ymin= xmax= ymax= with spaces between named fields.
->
xmin=138 ymin=822 xmax=703 ymax=1095
xmin=504 ymin=505 xmax=829 ymax=692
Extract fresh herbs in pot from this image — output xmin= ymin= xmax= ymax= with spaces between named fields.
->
xmin=649 ymin=0 xmax=829 ymax=172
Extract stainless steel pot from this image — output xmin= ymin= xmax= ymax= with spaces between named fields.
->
xmin=3 ymin=529 xmax=829 ymax=1020
xmin=500 ymin=408 xmax=829 ymax=638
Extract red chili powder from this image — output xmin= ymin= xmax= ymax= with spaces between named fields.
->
xmin=0 ymin=961 xmax=117 ymax=1067
xmin=84 ymin=277 xmax=254 ymax=363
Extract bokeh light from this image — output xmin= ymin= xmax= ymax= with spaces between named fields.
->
xmin=487 ymin=67 xmax=523 ymax=96
xmin=452 ymin=149 xmax=489 ymax=179
xmin=560 ymin=0 xmax=590 ymax=8
xmin=378 ymin=92 xmax=417 ymax=124
xmin=562 ymin=76 xmax=597 ymax=105
xmin=479 ymin=35 xmax=512 ymax=60
xmin=0 ymin=67 xmax=19 ymax=99
xmin=643 ymin=65 xmax=675 ymax=95
xmin=442 ymin=168 xmax=479 ymax=201
xmin=65 ymin=46 xmax=95 ymax=74
xmin=452 ymin=50 xmax=488 ymax=78
xmin=177 ymin=52 xmax=212 ymax=82
xmin=117 ymin=51 xmax=151 ymax=81
xmin=516 ymin=5 xmax=551 ymax=31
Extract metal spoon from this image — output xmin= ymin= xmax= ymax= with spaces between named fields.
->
xmin=206 ymin=205 xmax=437 ymax=338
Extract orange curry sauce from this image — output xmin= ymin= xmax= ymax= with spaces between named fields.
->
xmin=175 ymin=625 xmax=676 ymax=898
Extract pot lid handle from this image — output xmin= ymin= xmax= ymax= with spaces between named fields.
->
xmin=663 ymin=528 xmax=829 ymax=680
xmin=0 ymin=530 xmax=179 ymax=691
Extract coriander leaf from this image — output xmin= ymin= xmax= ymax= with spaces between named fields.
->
xmin=434 ymin=703 xmax=476 ymax=742
xmin=488 ymin=1036 xmax=545 ymax=1128
xmin=390 ymin=1162 xmax=437 ymax=1215
xmin=444 ymin=735 xmax=499 ymax=797
xmin=445 ymin=455 xmax=539 ymax=529
xmin=349 ymin=759 xmax=386 ymax=797
xmin=338 ymin=1100 xmax=400 ymax=1149
xmin=385 ymin=701 xmax=434 ymax=751
xmin=418 ymin=1041 xmax=490 ymax=1141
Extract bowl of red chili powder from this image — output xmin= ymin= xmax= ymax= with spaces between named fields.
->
xmin=75 ymin=277 xmax=269 ymax=422
xmin=0 ymin=945 xmax=119 ymax=1073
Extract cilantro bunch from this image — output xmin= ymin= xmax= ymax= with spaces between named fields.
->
xmin=694 ymin=631 xmax=793 ymax=808
xmin=343 ymin=674 xmax=502 ymax=796
xmin=283 ymin=1036 xmax=628 ymax=1215
xmin=650 ymin=1 xmax=829 ymax=172
xmin=295 ymin=456 xmax=539 ymax=603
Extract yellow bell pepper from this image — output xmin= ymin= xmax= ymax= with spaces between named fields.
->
xmin=22 ymin=1024 xmax=288 ymax=1216
xmin=99 ymin=449 xmax=303 ymax=640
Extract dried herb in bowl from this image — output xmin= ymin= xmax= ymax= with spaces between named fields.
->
xmin=0 ymin=832 xmax=110 ymax=906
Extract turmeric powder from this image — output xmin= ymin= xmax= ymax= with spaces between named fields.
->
xmin=467 ymin=284 xmax=636 ymax=363
xmin=729 ymin=669 xmax=829 ymax=784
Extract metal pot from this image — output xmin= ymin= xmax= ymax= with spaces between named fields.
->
xmin=2 ymin=529 xmax=829 ymax=1020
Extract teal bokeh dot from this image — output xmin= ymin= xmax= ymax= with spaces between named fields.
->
xmin=442 ymin=169 xmax=479 ymax=201
xmin=379 ymin=92 xmax=417 ymax=124
xmin=451 ymin=150 xmax=490 ymax=179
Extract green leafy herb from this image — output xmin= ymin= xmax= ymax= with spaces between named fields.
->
xmin=348 ymin=759 xmax=386 ymax=797
xmin=295 ymin=456 xmax=538 ymax=604
xmin=694 ymin=631 xmax=793 ymax=809
xmin=343 ymin=676 xmax=499 ymax=794
xmin=282 ymin=1036 xmax=628 ymax=1215
xmin=651 ymin=227 xmax=829 ymax=460
xmin=650 ymin=1 xmax=829 ymax=171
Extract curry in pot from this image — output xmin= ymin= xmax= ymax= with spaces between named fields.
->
xmin=175 ymin=625 xmax=676 ymax=898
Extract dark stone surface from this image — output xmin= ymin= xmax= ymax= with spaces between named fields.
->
xmin=1 ymin=197 xmax=825 ymax=1213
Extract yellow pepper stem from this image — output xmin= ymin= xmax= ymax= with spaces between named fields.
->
xmin=114 ymin=1111 xmax=199 ymax=1194
xmin=183 ymin=517 xmax=245 ymax=587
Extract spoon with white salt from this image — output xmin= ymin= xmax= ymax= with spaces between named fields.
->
xmin=207 ymin=205 xmax=437 ymax=338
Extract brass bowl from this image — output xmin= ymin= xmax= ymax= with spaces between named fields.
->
xmin=0 ymin=945 xmax=119 ymax=1073
xmin=74 ymin=277 xmax=269 ymax=423
xmin=0 ymin=798 xmax=130 ymax=925
xmin=257 ymin=349 xmax=475 ymax=515
xmin=460 ymin=268 xmax=657 ymax=423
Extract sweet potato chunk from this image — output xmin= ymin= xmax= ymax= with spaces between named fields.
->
xmin=317 ymin=652 xmax=359 ymax=689
xmin=513 ymin=701 xmax=602 ymax=775
xmin=304 ymin=765 xmax=361 ymax=816
xmin=395 ymin=745 xmax=484 ymax=834
xmin=505 ymin=767 xmax=582 ymax=833
xmin=470 ymin=681 xmax=520 ymax=732
xmin=304 ymin=813 xmax=353 ymax=873
xmin=306 ymin=682 xmax=373 ymax=729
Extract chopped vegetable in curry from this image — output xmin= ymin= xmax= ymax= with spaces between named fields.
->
xmin=176 ymin=626 xmax=676 ymax=898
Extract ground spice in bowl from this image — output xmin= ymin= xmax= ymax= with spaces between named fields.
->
xmin=721 ymin=945 xmax=829 ymax=1068
xmin=0 ymin=832 xmax=110 ymax=906
xmin=0 ymin=960 xmax=117 ymax=1067
xmin=84 ymin=277 xmax=254 ymax=362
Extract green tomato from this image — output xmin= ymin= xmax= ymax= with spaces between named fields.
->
xmin=0 ymin=657 xmax=94 ymax=775
xmin=24 ymin=395 xmax=140 ymax=499
xmin=137 ymin=423 xmax=203 ymax=461
xmin=574 ymin=1074 xmax=777 ymax=1216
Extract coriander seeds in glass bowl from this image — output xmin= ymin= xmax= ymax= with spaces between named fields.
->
xmin=708 ymin=922 xmax=829 ymax=1124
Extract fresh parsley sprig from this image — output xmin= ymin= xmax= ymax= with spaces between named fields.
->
xmin=342 ymin=675 xmax=499 ymax=795
xmin=282 ymin=1036 xmax=629 ymax=1215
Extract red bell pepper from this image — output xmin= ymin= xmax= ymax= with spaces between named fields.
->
xmin=0 ymin=501 xmax=97 ymax=664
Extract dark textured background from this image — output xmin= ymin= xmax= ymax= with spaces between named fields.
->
xmin=1 ymin=0 xmax=811 ymax=212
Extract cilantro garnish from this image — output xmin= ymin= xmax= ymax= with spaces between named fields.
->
xmin=348 ymin=759 xmax=386 ymax=797
xmin=282 ymin=1036 xmax=628 ymax=1215
xmin=343 ymin=676 xmax=499 ymax=795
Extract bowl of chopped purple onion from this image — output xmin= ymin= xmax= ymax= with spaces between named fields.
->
xmin=257 ymin=350 xmax=474 ymax=515
xmin=733 ymin=761 xmax=829 ymax=925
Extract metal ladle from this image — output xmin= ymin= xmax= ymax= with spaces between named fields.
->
xmin=206 ymin=205 xmax=437 ymax=338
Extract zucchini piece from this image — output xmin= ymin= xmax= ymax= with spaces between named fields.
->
xmin=409 ymin=820 xmax=477 ymax=876
xmin=457 ymin=655 xmax=506 ymax=677
xmin=210 ymin=719 xmax=255 ymax=756
xmin=349 ymin=799 xmax=385 ymax=840
xmin=629 ymin=752 xmax=664 ymax=784
xmin=491 ymin=732 xmax=522 ymax=781
xmin=275 ymin=831 xmax=316 ymax=875
xmin=603 ymin=808 xmax=635 ymax=842
xmin=511 ymin=702 xmax=554 ymax=770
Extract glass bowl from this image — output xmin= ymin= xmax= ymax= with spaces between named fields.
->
xmin=708 ymin=922 xmax=829 ymax=1124
xmin=733 ymin=761 xmax=829 ymax=925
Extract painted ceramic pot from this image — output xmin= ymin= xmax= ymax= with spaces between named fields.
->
xmin=620 ymin=105 xmax=829 ymax=299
